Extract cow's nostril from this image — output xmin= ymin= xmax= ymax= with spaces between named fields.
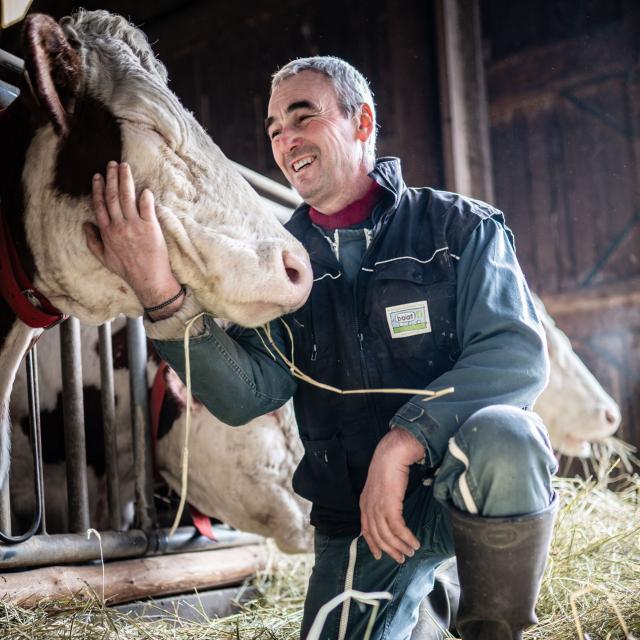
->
xmin=286 ymin=267 xmax=300 ymax=284
xmin=282 ymin=250 xmax=306 ymax=285
xmin=605 ymin=408 xmax=619 ymax=424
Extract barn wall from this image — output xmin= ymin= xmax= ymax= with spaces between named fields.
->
xmin=482 ymin=0 xmax=640 ymax=450
xmin=142 ymin=0 xmax=444 ymax=190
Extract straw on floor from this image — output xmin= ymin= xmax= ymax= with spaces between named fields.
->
xmin=1 ymin=467 xmax=638 ymax=639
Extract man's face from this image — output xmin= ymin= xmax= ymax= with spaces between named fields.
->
xmin=266 ymin=71 xmax=365 ymax=212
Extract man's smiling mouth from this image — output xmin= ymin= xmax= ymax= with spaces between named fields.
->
xmin=292 ymin=156 xmax=315 ymax=173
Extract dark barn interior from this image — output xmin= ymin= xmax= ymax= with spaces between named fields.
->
xmin=2 ymin=0 xmax=639 ymax=457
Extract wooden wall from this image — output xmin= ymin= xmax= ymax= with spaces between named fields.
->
xmin=144 ymin=0 xmax=444 ymax=189
xmin=482 ymin=0 xmax=640 ymax=450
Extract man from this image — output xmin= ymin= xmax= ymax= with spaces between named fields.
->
xmin=88 ymin=56 xmax=558 ymax=640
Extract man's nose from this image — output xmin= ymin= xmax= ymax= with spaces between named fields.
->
xmin=280 ymin=126 xmax=301 ymax=152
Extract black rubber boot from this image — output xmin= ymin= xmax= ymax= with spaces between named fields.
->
xmin=448 ymin=493 xmax=558 ymax=640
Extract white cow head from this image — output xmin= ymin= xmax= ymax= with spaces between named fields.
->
xmin=16 ymin=10 xmax=312 ymax=327
xmin=533 ymin=296 xmax=621 ymax=457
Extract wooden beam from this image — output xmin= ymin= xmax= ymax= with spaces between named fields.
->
xmin=0 ymin=544 xmax=268 ymax=607
xmin=540 ymin=277 xmax=640 ymax=337
xmin=541 ymin=276 xmax=640 ymax=317
xmin=435 ymin=0 xmax=494 ymax=201
xmin=488 ymin=24 xmax=635 ymax=122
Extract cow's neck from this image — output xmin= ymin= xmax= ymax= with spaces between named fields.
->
xmin=0 ymin=300 xmax=38 ymax=486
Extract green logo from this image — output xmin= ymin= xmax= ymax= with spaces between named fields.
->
xmin=386 ymin=301 xmax=431 ymax=339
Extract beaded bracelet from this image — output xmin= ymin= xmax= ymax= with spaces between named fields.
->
xmin=144 ymin=284 xmax=186 ymax=321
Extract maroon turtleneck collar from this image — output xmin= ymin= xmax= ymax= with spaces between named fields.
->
xmin=308 ymin=180 xmax=382 ymax=230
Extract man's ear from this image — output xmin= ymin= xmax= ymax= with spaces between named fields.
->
xmin=22 ymin=13 xmax=83 ymax=137
xmin=355 ymin=103 xmax=375 ymax=143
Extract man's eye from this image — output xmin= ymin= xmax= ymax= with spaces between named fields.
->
xmin=270 ymin=130 xmax=281 ymax=140
xmin=298 ymin=115 xmax=311 ymax=124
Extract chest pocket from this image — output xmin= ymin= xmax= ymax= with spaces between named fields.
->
xmin=364 ymin=258 xmax=459 ymax=359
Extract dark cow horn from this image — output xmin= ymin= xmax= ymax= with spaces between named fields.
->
xmin=22 ymin=14 xmax=83 ymax=137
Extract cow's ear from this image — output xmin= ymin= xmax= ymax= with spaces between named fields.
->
xmin=22 ymin=13 xmax=83 ymax=137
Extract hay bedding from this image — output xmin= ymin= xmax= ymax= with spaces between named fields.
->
xmin=1 ymin=472 xmax=638 ymax=639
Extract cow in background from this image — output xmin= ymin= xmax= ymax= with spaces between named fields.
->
xmin=531 ymin=294 xmax=621 ymax=457
xmin=0 ymin=9 xmax=312 ymax=493
xmin=9 ymin=293 xmax=620 ymax=553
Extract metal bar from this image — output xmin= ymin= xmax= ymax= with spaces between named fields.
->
xmin=99 ymin=322 xmax=122 ymax=531
xmin=0 ymin=526 xmax=262 ymax=570
xmin=60 ymin=317 xmax=90 ymax=533
xmin=28 ymin=345 xmax=47 ymax=534
xmin=0 ymin=349 xmax=44 ymax=544
xmin=127 ymin=317 xmax=156 ymax=531
xmin=0 ymin=49 xmax=24 ymax=75
xmin=0 ymin=475 xmax=10 ymax=536
xmin=0 ymin=78 xmax=19 ymax=109
xmin=230 ymin=160 xmax=301 ymax=207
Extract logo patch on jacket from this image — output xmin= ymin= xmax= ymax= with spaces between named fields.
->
xmin=385 ymin=300 xmax=431 ymax=338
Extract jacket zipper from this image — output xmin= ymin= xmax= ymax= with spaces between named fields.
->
xmin=353 ymin=208 xmax=395 ymax=436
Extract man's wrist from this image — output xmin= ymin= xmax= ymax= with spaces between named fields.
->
xmin=379 ymin=426 xmax=426 ymax=465
xmin=141 ymin=281 xmax=186 ymax=322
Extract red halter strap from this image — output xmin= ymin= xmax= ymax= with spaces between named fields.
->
xmin=0 ymin=204 xmax=67 ymax=329
xmin=0 ymin=102 xmax=66 ymax=329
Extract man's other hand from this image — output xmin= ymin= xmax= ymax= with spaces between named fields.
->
xmin=360 ymin=427 xmax=424 ymax=563
xmin=85 ymin=161 xmax=182 ymax=312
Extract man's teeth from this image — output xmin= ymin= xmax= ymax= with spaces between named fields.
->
xmin=293 ymin=157 xmax=314 ymax=172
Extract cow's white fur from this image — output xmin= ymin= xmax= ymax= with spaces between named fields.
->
xmin=532 ymin=295 xmax=621 ymax=457
xmin=0 ymin=10 xmax=312 ymax=491
xmin=155 ymin=374 xmax=312 ymax=554
xmin=0 ymin=324 xmax=40 ymax=489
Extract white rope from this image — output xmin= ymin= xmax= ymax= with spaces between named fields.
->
xmin=307 ymin=589 xmax=392 ymax=640
xmin=447 ymin=437 xmax=479 ymax=515
xmin=168 ymin=311 xmax=205 ymax=538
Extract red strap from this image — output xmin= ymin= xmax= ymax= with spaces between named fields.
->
xmin=0 ymin=207 xmax=66 ymax=328
xmin=150 ymin=361 xmax=169 ymax=455
xmin=189 ymin=505 xmax=217 ymax=540
xmin=150 ymin=362 xmax=216 ymax=540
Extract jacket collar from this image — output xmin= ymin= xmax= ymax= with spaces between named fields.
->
xmin=288 ymin=156 xmax=406 ymax=228
xmin=369 ymin=156 xmax=406 ymax=206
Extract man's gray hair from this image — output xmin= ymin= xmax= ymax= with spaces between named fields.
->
xmin=271 ymin=56 xmax=377 ymax=167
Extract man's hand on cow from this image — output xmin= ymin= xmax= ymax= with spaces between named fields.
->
xmin=359 ymin=427 xmax=424 ymax=564
xmin=85 ymin=161 xmax=183 ymax=314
